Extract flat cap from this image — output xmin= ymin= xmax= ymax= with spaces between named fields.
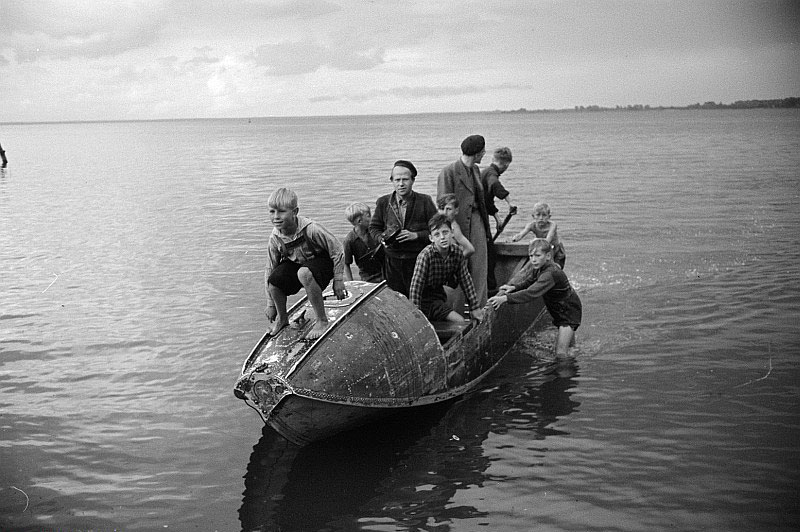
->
xmin=392 ymin=159 xmax=417 ymax=178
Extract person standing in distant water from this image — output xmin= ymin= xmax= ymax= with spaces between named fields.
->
xmin=437 ymin=134 xmax=491 ymax=307
xmin=369 ymin=160 xmax=437 ymax=297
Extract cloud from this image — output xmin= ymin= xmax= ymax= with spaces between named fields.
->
xmin=0 ymin=0 xmax=169 ymax=61
xmin=1 ymin=0 xmax=798 ymax=122
xmin=241 ymin=0 xmax=341 ymax=19
xmin=309 ymin=83 xmax=531 ymax=103
xmin=249 ymin=40 xmax=384 ymax=75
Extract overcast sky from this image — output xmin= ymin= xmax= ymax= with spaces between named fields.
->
xmin=1 ymin=0 xmax=798 ymax=122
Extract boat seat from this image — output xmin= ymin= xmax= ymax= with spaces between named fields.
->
xmin=432 ymin=320 xmax=470 ymax=345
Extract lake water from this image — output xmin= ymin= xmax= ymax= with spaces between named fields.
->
xmin=1 ymin=110 xmax=799 ymax=531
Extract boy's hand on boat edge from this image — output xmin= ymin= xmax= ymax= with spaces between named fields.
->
xmin=470 ymin=308 xmax=485 ymax=322
xmin=332 ymin=279 xmax=346 ymax=299
xmin=487 ymin=295 xmax=508 ymax=310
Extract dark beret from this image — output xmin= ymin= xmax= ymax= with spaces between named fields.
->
xmin=392 ymin=159 xmax=417 ymax=178
xmin=460 ymin=134 xmax=485 ymax=156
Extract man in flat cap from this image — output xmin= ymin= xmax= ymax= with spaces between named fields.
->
xmin=370 ymin=160 xmax=437 ymax=297
xmin=437 ymin=135 xmax=491 ymax=309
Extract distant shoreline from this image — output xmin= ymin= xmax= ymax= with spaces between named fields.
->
xmin=500 ymin=97 xmax=800 ymax=113
xmin=2 ymin=98 xmax=799 ymax=125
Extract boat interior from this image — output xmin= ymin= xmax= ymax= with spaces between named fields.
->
xmin=432 ymin=320 xmax=472 ymax=347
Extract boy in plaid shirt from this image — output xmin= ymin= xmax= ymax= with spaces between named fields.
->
xmin=409 ymin=214 xmax=485 ymax=323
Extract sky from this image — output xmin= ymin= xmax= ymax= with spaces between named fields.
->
xmin=1 ymin=0 xmax=798 ymax=122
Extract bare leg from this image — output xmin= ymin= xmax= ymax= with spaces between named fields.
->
xmin=299 ymin=267 xmax=329 ymax=340
xmin=555 ymin=325 xmax=575 ymax=357
xmin=445 ymin=310 xmax=468 ymax=323
xmin=267 ymin=283 xmax=289 ymax=335
xmin=554 ymin=326 xmax=577 ymax=377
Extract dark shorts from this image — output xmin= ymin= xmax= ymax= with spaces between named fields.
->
xmin=420 ymin=289 xmax=454 ymax=321
xmin=268 ymin=257 xmax=334 ymax=296
xmin=547 ymin=290 xmax=582 ymax=330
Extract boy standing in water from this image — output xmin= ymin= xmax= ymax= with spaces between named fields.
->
xmin=409 ymin=214 xmax=485 ymax=323
xmin=264 ymin=188 xmax=346 ymax=340
xmin=487 ymin=238 xmax=581 ymax=357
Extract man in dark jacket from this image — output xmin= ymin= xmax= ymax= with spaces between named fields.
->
xmin=369 ymin=160 xmax=437 ymax=297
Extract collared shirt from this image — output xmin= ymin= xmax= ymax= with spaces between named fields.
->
xmin=391 ymin=193 xmax=408 ymax=225
xmin=409 ymin=243 xmax=479 ymax=311
xmin=343 ymin=229 xmax=383 ymax=282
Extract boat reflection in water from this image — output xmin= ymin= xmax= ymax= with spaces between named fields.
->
xmin=239 ymin=354 xmax=580 ymax=531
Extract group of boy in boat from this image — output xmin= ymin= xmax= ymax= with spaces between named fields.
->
xmin=263 ymin=134 xmax=582 ymax=357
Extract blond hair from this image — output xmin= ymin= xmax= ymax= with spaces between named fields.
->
xmin=268 ymin=188 xmax=298 ymax=210
xmin=344 ymin=202 xmax=371 ymax=223
xmin=533 ymin=202 xmax=551 ymax=216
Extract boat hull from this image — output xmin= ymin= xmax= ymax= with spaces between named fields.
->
xmin=234 ymin=242 xmax=546 ymax=445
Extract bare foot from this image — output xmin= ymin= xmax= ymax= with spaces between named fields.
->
xmin=304 ymin=320 xmax=330 ymax=340
xmin=268 ymin=319 xmax=288 ymax=336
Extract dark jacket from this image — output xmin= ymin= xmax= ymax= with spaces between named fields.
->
xmin=437 ymin=159 xmax=491 ymax=239
xmin=369 ymin=190 xmax=437 ymax=260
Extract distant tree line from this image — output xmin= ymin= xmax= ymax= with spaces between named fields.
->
xmin=576 ymin=98 xmax=800 ymax=111
xmin=684 ymin=98 xmax=800 ymax=109
xmin=501 ymin=97 xmax=799 ymax=114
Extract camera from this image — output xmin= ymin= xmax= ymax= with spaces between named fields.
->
xmin=381 ymin=227 xmax=402 ymax=248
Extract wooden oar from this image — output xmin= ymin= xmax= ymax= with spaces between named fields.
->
xmin=491 ymin=206 xmax=517 ymax=242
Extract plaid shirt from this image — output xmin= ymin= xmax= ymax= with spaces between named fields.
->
xmin=409 ymin=243 xmax=479 ymax=310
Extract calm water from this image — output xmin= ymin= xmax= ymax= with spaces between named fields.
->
xmin=1 ymin=110 xmax=798 ymax=531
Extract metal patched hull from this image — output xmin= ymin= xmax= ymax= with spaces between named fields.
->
xmin=234 ymin=242 xmax=546 ymax=445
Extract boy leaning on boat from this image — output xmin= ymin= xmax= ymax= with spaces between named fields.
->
xmin=487 ymin=238 xmax=582 ymax=357
xmin=264 ymin=187 xmax=346 ymax=341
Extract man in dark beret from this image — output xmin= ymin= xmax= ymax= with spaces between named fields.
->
xmin=370 ymin=160 xmax=437 ymax=297
xmin=437 ymin=135 xmax=491 ymax=310
xmin=460 ymin=134 xmax=486 ymax=156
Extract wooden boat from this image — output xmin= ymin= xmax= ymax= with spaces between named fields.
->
xmin=233 ymin=241 xmax=547 ymax=445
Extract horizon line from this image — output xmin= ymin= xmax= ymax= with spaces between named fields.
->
xmin=2 ymin=97 xmax=797 ymax=127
